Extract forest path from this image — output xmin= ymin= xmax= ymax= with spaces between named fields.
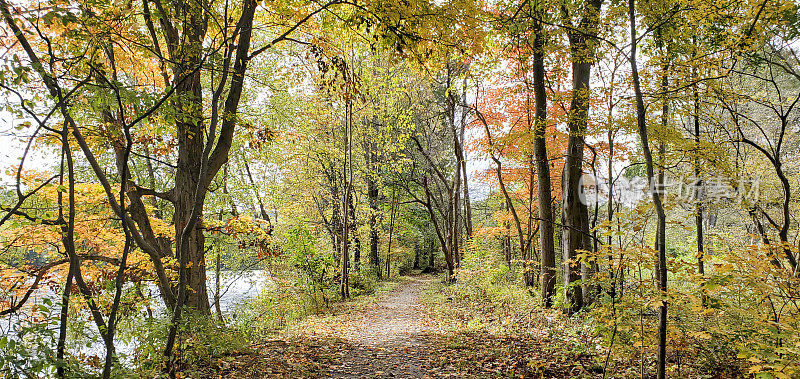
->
xmin=217 ymin=275 xmax=595 ymax=378
xmin=325 ymin=276 xmax=434 ymax=378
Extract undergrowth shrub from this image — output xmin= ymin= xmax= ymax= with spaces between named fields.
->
xmin=131 ymin=310 xmax=249 ymax=376
xmin=421 ymin=242 xmax=602 ymax=372
xmin=348 ymin=269 xmax=378 ymax=297
xmin=229 ymin=275 xmax=320 ymax=340
xmin=1 ymin=297 xmax=107 ymax=378
xmin=1 ymin=299 xmax=70 ymax=378
xmin=427 ymin=242 xmax=541 ymax=333
xmin=591 ymin=213 xmax=799 ymax=377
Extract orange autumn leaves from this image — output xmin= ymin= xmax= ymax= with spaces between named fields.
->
xmin=206 ymin=216 xmax=274 ymax=259
xmin=470 ymin=66 xmax=568 ymax=224
xmin=470 ymin=51 xmax=625 ymax=239
xmin=0 ymin=171 xmax=169 ymax=303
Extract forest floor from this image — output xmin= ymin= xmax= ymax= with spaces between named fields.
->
xmin=201 ymin=275 xmax=601 ymax=378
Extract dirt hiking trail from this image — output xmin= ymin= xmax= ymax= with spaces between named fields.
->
xmin=325 ymin=277 xmax=434 ymax=378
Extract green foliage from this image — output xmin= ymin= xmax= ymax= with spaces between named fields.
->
xmin=130 ymin=310 xmax=249 ymax=376
xmin=228 ymin=277 xmax=319 ymax=340
xmin=283 ymin=225 xmax=336 ymax=295
xmin=178 ymin=311 xmax=250 ymax=366
xmin=0 ymin=298 xmax=99 ymax=379
xmin=348 ymin=269 xmax=378 ymax=297
xmin=1 ymin=314 xmax=60 ymax=378
xmin=424 ymin=245 xmax=540 ymax=333
xmin=591 ymin=208 xmax=800 ymax=377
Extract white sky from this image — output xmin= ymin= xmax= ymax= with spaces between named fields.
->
xmin=0 ymin=109 xmax=60 ymax=186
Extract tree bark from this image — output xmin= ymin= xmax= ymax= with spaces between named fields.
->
xmin=560 ymin=64 xmax=588 ymax=314
xmin=387 ymin=190 xmax=398 ymax=278
xmin=428 ymin=237 xmax=436 ymax=270
xmin=629 ymin=1 xmax=668 ymax=376
xmin=367 ymin=161 xmax=382 ymax=279
xmin=341 ymin=97 xmax=352 ymax=299
xmin=692 ymin=37 xmax=705 ymax=278
xmin=459 ymin=76 xmax=474 ymax=238
xmin=168 ymin=0 xmax=211 ymax=313
xmin=348 ymin=194 xmax=361 ymax=271
xmin=448 ymin=63 xmax=464 ymax=267
xmin=560 ymin=0 xmax=604 ymax=313
xmin=531 ymin=6 xmax=556 ymax=308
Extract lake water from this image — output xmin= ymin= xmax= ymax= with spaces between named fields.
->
xmin=207 ymin=269 xmax=272 ymax=312
xmin=1 ymin=269 xmax=271 ymax=362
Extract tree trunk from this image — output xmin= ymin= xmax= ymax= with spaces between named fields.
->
xmin=561 ymin=64 xmax=588 ymax=314
xmin=341 ymin=98 xmax=352 ymax=299
xmin=449 ymin=72 xmax=464 ymax=267
xmin=579 ymin=200 xmax=594 ymax=306
xmin=57 ymin=254 xmax=74 ymax=379
xmin=420 ymin=176 xmax=455 ymax=280
xmin=348 ymin=195 xmax=361 ymax=271
xmin=504 ymin=236 xmax=512 ymax=264
xmin=414 ymin=241 xmax=421 ymax=269
xmin=692 ymin=37 xmax=705 ymax=278
xmin=629 ymin=1 xmax=668 ymax=376
xmin=560 ymin=0 xmax=604 ymax=313
xmin=367 ymin=166 xmax=382 ymax=279
xmin=428 ymin=239 xmax=436 ymax=270
xmin=214 ymin=212 xmax=225 ymax=325
xmin=694 ymin=123 xmax=705 ymax=277
xmin=531 ymin=9 xmax=556 ymax=308
xmin=170 ymin=0 xmax=211 ymax=313
xmin=607 ymin=129 xmax=617 ymax=298
xmin=460 ymin=76 xmax=474 ymax=238
xmin=387 ymin=190 xmax=398 ymax=279
xmin=173 ymin=183 xmax=210 ymax=313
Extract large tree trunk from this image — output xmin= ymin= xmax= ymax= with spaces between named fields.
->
xmin=169 ymin=0 xmax=211 ymax=313
xmin=560 ymin=0 xmax=603 ymax=314
xmin=174 ymin=103 xmax=211 ymax=313
xmin=561 ymin=61 xmax=589 ymax=314
xmin=531 ymin=8 xmax=556 ymax=308
xmin=173 ymin=200 xmax=208 ymax=314
xmin=174 ymin=178 xmax=211 ymax=318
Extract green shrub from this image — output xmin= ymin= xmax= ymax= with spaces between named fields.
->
xmin=348 ymin=269 xmax=378 ymax=297
xmin=1 ymin=298 xmax=100 ymax=378
xmin=130 ymin=310 xmax=248 ymax=376
xmin=228 ymin=277 xmax=320 ymax=340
